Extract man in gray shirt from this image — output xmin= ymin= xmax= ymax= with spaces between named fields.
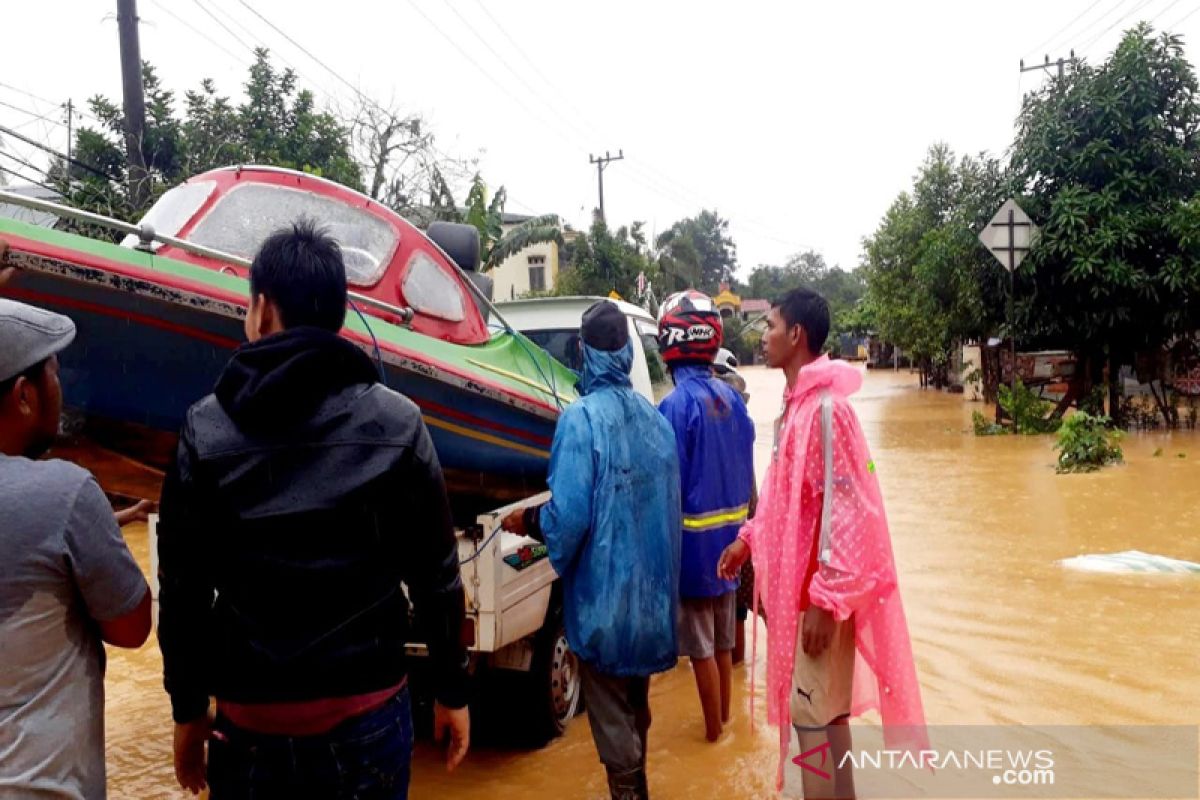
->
xmin=0 ymin=297 xmax=152 ymax=799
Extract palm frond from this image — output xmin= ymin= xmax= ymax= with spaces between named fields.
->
xmin=485 ymin=214 xmax=563 ymax=270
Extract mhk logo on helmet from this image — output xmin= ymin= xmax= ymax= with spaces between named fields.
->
xmin=663 ymin=324 xmax=717 ymax=346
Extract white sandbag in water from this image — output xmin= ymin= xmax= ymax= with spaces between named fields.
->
xmin=1059 ymin=550 xmax=1200 ymax=574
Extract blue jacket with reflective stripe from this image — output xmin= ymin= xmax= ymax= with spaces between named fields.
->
xmin=537 ymin=341 xmax=682 ymax=676
xmin=658 ymin=365 xmax=756 ymax=598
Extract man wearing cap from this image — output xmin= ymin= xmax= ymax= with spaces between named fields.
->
xmin=503 ymin=300 xmax=681 ymax=800
xmin=0 ymin=298 xmax=152 ymax=799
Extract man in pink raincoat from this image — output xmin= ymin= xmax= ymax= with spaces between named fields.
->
xmin=718 ymin=288 xmax=927 ymax=797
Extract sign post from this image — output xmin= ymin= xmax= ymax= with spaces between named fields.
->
xmin=979 ymin=199 xmax=1038 ymax=414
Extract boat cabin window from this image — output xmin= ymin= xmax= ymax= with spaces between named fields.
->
xmin=402 ymin=250 xmax=466 ymax=322
xmin=120 ymin=181 xmax=216 ymax=250
xmin=187 ymin=183 xmax=398 ymax=286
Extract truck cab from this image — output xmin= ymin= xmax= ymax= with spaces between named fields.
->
xmin=492 ymin=296 xmax=671 ymax=403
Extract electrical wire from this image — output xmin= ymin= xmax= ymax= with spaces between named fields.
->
xmin=347 ymin=298 xmax=387 ymax=381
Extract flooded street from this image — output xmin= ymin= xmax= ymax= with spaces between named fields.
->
xmin=98 ymin=366 xmax=1200 ymax=798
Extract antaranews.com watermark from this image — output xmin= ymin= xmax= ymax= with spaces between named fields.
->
xmin=784 ymin=725 xmax=1197 ymax=798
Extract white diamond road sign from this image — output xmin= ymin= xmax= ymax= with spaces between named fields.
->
xmin=979 ymin=198 xmax=1038 ymax=273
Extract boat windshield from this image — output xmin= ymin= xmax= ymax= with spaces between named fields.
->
xmin=120 ymin=181 xmax=216 ymax=251
xmin=187 ymin=183 xmax=399 ymax=286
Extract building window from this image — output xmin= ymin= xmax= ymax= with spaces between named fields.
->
xmin=528 ymin=254 xmax=547 ymax=292
xmin=529 ymin=265 xmax=546 ymax=292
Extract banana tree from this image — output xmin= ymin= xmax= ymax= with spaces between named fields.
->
xmin=459 ymin=173 xmax=563 ymax=270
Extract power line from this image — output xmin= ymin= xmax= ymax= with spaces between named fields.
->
xmin=439 ymin=0 xmax=563 ymax=119
xmin=0 ymin=124 xmax=119 ymax=182
xmin=0 ymin=148 xmax=56 ymax=181
xmin=401 ymin=0 xmax=585 ymax=156
xmin=459 ymin=0 xmax=808 ymax=247
xmin=0 ymin=164 xmax=58 ymax=194
xmin=192 ymin=0 xmax=254 ymax=52
xmin=1079 ymin=0 xmax=1159 ymax=50
xmin=144 ymin=0 xmax=252 ymax=67
xmin=235 ymin=0 xmax=374 ymax=106
xmin=1149 ymin=0 xmax=1189 ymax=23
xmin=1027 ymin=0 xmax=1106 ymax=58
xmin=203 ymin=0 xmax=334 ymax=97
xmin=0 ymin=99 xmax=66 ymax=128
xmin=1163 ymin=0 xmax=1200 ymax=26
xmin=1063 ymin=0 xmax=1133 ymax=48
xmin=0 ymin=83 xmax=102 ymax=127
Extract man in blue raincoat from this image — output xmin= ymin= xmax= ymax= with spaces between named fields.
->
xmin=656 ymin=290 xmax=756 ymax=743
xmin=504 ymin=299 xmax=680 ymax=800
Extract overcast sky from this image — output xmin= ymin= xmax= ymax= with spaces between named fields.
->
xmin=4 ymin=0 xmax=1200 ymax=283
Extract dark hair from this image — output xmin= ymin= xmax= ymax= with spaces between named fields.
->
xmin=249 ymin=219 xmax=347 ymax=332
xmin=772 ymin=287 xmax=830 ymax=353
xmin=0 ymin=358 xmax=49 ymax=399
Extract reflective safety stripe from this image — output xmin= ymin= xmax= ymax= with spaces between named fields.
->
xmin=682 ymin=504 xmax=750 ymax=532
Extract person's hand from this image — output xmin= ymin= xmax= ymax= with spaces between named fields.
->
xmin=173 ymin=715 xmax=212 ymax=795
xmin=717 ymin=538 xmax=750 ymax=581
xmin=115 ymin=499 xmax=157 ymax=527
xmin=0 ymin=240 xmax=15 ymax=287
xmin=433 ymin=702 xmax=470 ymax=772
xmin=501 ymin=508 xmax=527 ymax=537
xmin=801 ymin=605 xmax=836 ymax=658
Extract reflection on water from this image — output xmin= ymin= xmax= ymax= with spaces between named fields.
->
xmin=95 ymin=367 xmax=1200 ymax=798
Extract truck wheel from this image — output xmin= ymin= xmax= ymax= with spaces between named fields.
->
xmin=525 ymin=607 xmax=582 ymax=744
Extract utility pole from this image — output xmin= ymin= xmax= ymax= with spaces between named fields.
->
xmin=63 ymin=100 xmax=74 ymax=170
xmin=1020 ymin=50 xmax=1074 ymax=79
xmin=117 ymin=0 xmax=149 ymax=209
xmin=589 ymin=149 xmax=623 ymax=225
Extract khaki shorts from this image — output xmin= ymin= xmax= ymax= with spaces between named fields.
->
xmin=677 ymin=592 xmax=736 ymax=660
xmin=790 ymin=615 xmax=855 ymax=729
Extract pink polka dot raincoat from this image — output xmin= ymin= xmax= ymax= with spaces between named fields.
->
xmin=738 ymin=355 xmax=928 ymax=789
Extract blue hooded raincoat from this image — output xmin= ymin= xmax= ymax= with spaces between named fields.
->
xmin=658 ymin=364 xmax=756 ymax=598
xmin=537 ymin=340 xmax=682 ymax=677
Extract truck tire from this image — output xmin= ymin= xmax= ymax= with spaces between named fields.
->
xmin=524 ymin=602 xmax=582 ymax=744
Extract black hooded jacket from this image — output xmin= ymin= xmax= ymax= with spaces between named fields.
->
xmin=157 ymin=327 xmax=468 ymax=723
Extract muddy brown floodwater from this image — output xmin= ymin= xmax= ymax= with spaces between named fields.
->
xmin=93 ymin=366 xmax=1200 ymax=798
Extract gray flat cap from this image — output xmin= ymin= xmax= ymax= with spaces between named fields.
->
xmin=0 ymin=299 xmax=76 ymax=382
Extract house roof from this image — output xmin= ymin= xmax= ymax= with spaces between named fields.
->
xmin=742 ymin=298 xmax=771 ymax=313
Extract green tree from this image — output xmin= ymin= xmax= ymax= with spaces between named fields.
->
xmin=558 ymin=220 xmax=656 ymax=300
xmin=655 ymin=210 xmax=737 ymax=293
xmin=1010 ymin=24 xmax=1200 ymax=419
xmin=57 ymin=50 xmax=369 ymax=232
xmin=745 ymin=249 xmax=867 ymax=355
xmin=861 ymin=144 xmax=1008 ymax=384
xmin=437 ymin=173 xmax=563 ymax=271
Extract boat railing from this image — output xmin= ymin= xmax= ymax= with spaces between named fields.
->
xmin=0 ymin=188 xmax=425 ymax=326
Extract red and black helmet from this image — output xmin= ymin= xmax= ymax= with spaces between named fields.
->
xmin=657 ymin=289 xmax=723 ymax=365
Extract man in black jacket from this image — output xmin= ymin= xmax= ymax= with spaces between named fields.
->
xmin=158 ymin=220 xmax=469 ymax=799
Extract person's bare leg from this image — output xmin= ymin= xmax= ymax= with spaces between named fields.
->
xmin=732 ymin=619 xmax=746 ymax=665
xmin=796 ymin=728 xmax=836 ymax=799
xmin=828 ymin=718 xmax=856 ymax=799
xmin=716 ymin=649 xmax=733 ymax=724
xmin=691 ymin=656 xmax=723 ymax=741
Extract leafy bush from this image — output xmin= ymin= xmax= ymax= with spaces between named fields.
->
xmin=972 ymin=410 xmax=1006 ymax=436
xmin=1055 ymin=412 xmax=1124 ymax=473
xmin=998 ymin=379 xmax=1058 ymax=434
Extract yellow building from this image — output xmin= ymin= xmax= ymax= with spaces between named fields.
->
xmin=712 ymin=282 xmax=742 ymax=318
xmin=490 ymin=213 xmax=579 ymax=301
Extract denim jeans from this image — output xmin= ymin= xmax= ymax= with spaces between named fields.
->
xmin=208 ymin=688 xmax=413 ymax=799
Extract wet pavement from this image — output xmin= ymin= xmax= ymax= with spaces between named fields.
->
xmin=95 ymin=365 xmax=1200 ymax=797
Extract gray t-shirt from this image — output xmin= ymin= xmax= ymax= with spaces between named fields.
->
xmin=0 ymin=455 xmax=149 ymax=799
